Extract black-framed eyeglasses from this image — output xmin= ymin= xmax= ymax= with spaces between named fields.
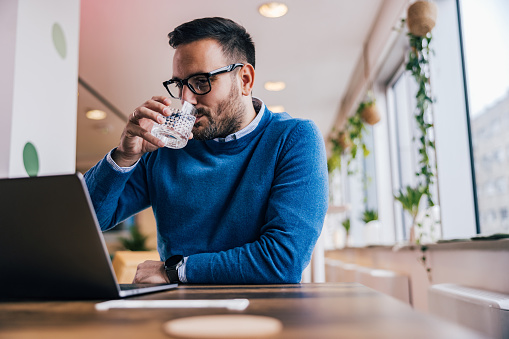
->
xmin=163 ymin=63 xmax=244 ymax=99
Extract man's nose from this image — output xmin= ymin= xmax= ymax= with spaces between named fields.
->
xmin=181 ymin=86 xmax=198 ymax=105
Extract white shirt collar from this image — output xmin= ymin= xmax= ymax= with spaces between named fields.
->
xmin=213 ymin=97 xmax=265 ymax=143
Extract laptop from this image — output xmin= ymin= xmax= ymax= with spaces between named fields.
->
xmin=0 ymin=172 xmax=177 ymax=300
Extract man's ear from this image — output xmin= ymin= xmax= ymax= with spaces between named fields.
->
xmin=239 ymin=64 xmax=255 ymax=96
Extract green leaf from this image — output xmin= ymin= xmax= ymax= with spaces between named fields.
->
xmin=342 ymin=218 xmax=351 ymax=233
xmin=394 ymin=185 xmax=425 ymax=219
xmin=361 ymin=208 xmax=378 ymax=223
xmin=118 ymin=224 xmax=149 ymax=251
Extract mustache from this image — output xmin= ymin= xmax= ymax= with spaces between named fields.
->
xmin=195 ymin=107 xmax=210 ymax=118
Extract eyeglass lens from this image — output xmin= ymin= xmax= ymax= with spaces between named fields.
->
xmin=167 ymin=75 xmax=211 ymax=99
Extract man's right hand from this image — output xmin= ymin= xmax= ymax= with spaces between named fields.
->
xmin=112 ymin=96 xmax=172 ymax=167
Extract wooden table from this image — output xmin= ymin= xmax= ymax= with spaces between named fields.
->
xmin=0 ymin=283 xmax=486 ymax=338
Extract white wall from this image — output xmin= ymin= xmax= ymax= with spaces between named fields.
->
xmin=1 ymin=0 xmax=80 ymax=178
xmin=0 ymin=0 xmax=18 ymax=176
xmin=331 ymin=0 xmax=408 ymax=132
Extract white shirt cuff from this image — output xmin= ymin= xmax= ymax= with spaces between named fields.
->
xmin=106 ymin=148 xmax=139 ymax=173
xmin=178 ymin=256 xmax=188 ymax=283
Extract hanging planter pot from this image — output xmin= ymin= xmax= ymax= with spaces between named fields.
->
xmin=337 ymin=130 xmax=353 ymax=150
xmin=359 ymin=101 xmax=381 ymax=126
xmin=407 ymin=0 xmax=438 ymax=37
xmin=327 ymin=130 xmax=351 ymax=172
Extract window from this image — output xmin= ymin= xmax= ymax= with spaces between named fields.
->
xmin=362 ymin=125 xmax=378 ymax=212
xmin=325 ymin=119 xmax=379 ymax=248
xmin=386 ymin=69 xmax=420 ymax=241
xmin=385 ymin=62 xmax=441 ymax=242
xmin=375 ymin=0 xmax=478 ymax=241
xmin=460 ymin=0 xmax=509 ymax=234
xmin=332 ymin=0 xmax=506 ymax=243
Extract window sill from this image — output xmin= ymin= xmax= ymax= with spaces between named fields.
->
xmin=333 ymin=237 xmax=509 ymax=253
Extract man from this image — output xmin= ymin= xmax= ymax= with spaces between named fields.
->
xmin=84 ymin=17 xmax=328 ymax=284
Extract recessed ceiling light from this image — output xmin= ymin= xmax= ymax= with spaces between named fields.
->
xmin=86 ymin=109 xmax=107 ymax=120
xmin=258 ymin=2 xmax=288 ymax=18
xmin=268 ymin=105 xmax=285 ymax=112
xmin=264 ymin=81 xmax=286 ymax=91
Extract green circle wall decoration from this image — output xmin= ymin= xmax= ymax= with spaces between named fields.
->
xmin=52 ymin=22 xmax=67 ymax=59
xmin=23 ymin=142 xmax=39 ymax=177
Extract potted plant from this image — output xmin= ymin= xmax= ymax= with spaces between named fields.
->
xmin=407 ymin=0 xmax=438 ymax=37
xmin=118 ymin=224 xmax=149 ymax=251
xmin=358 ymin=99 xmax=380 ymax=126
xmin=394 ymin=185 xmax=425 ymax=244
xmin=341 ymin=218 xmax=351 ymax=248
xmin=361 ymin=208 xmax=381 ymax=245
xmin=394 ymin=186 xmax=434 ymax=281
xmin=361 ymin=208 xmax=378 ymax=224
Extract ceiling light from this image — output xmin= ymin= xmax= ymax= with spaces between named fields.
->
xmin=268 ymin=105 xmax=285 ymax=112
xmin=264 ymin=81 xmax=286 ymax=91
xmin=86 ymin=109 xmax=107 ymax=120
xmin=258 ymin=2 xmax=288 ymax=18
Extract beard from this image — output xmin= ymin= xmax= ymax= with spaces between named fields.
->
xmin=191 ymin=81 xmax=246 ymax=140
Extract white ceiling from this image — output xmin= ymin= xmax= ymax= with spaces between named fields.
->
xmin=76 ymin=0 xmax=384 ymax=172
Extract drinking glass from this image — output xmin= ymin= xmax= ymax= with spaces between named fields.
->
xmin=151 ymin=101 xmax=197 ymax=149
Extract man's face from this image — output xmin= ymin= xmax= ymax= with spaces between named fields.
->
xmin=172 ymin=39 xmax=246 ymax=140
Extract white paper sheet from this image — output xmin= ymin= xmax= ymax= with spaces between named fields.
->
xmin=95 ymin=298 xmax=250 ymax=311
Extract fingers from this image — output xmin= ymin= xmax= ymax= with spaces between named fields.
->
xmin=126 ymin=122 xmax=165 ymax=148
xmin=130 ymin=106 xmax=164 ymax=125
xmin=130 ymin=97 xmax=172 ymax=124
xmin=125 ymin=97 xmax=174 ymax=148
xmin=150 ymin=96 xmax=172 ymax=116
xmin=151 ymin=95 xmax=172 ymax=106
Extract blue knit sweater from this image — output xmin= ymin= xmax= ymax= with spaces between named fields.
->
xmin=84 ymin=106 xmax=328 ymax=284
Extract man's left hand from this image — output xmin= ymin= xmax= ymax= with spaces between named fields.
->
xmin=132 ymin=260 xmax=170 ymax=284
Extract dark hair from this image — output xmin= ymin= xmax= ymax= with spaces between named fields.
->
xmin=168 ymin=17 xmax=255 ymax=69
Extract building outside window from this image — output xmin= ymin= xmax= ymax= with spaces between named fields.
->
xmin=460 ymin=0 xmax=509 ymax=234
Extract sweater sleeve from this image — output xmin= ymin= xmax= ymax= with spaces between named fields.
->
xmin=186 ymin=120 xmax=329 ymax=283
xmin=83 ymin=151 xmax=151 ymax=231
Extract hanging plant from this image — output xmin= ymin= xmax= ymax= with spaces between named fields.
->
xmin=405 ymin=22 xmax=437 ymax=207
xmin=407 ymin=1 xmax=438 ymax=37
xmin=328 ymin=98 xmax=374 ymax=176
xmin=419 ymin=245 xmax=432 ymax=282
xmin=327 ymin=130 xmax=350 ymax=172
xmin=345 ymin=103 xmax=370 ymax=174
xmin=329 ymin=83 xmax=385 ymax=175
xmin=327 ymin=153 xmax=342 ymax=173
xmin=359 ymin=99 xmax=381 ymax=126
